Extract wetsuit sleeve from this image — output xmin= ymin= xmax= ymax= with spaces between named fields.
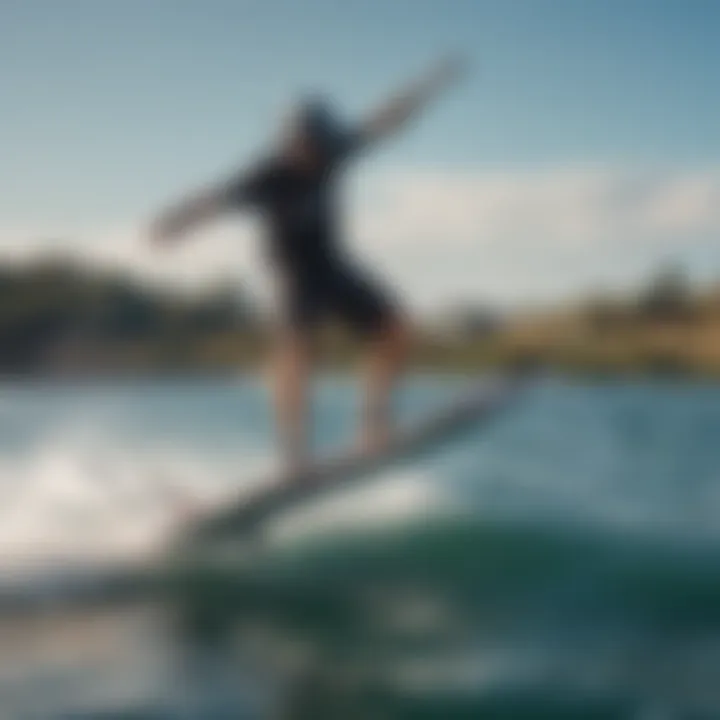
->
xmin=220 ymin=162 xmax=275 ymax=209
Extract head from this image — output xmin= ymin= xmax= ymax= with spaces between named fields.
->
xmin=280 ymin=96 xmax=345 ymax=168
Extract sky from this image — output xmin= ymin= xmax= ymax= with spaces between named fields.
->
xmin=1 ymin=0 xmax=719 ymax=310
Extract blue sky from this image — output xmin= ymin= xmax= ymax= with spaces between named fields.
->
xmin=1 ymin=0 xmax=718 ymax=307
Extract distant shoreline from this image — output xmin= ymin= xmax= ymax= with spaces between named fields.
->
xmin=2 ymin=257 xmax=719 ymax=382
xmin=2 ymin=362 xmax=719 ymax=385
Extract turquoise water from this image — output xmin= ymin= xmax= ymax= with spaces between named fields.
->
xmin=1 ymin=375 xmax=720 ymax=719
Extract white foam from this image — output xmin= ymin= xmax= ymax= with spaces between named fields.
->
xmin=0 ymin=427 xmax=274 ymax=573
xmin=266 ymin=468 xmax=459 ymax=546
xmin=0 ymin=406 xmax=465 ymax=578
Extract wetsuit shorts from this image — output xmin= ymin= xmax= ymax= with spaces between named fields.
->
xmin=281 ymin=262 xmax=395 ymax=337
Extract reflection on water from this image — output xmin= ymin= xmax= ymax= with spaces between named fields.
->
xmin=1 ymin=377 xmax=720 ymax=718
xmin=0 ymin=603 xmax=175 ymax=717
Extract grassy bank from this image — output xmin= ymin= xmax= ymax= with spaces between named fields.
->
xmin=3 ymin=258 xmax=720 ymax=379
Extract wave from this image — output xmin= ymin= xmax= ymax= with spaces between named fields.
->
xmin=0 ymin=433 xmax=269 ymax=572
xmin=3 ymin=433 xmax=720 ymax=635
xmin=0 ymin=423 xmax=458 ymax=610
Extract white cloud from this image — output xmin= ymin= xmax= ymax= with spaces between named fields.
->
xmin=351 ymin=166 xmax=720 ymax=308
xmin=1 ymin=166 xmax=719 ymax=309
xmin=354 ymin=166 xmax=720 ymax=251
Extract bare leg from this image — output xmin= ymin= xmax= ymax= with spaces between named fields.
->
xmin=361 ymin=316 xmax=412 ymax=452
xmin=270 ymin=329 xmax=314 ymax=472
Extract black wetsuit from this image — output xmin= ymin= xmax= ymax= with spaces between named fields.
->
xmin=222 ymin=134 xmax=394 ymax=335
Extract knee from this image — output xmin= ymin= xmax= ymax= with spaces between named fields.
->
xmin=381 ymin=315 xmax=413 ymax=358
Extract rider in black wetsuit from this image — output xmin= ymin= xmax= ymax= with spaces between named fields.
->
xmin=151 ymin=55 xmax=465 ymax=470
xmin=220 ymin=105 xmax=394 ymax=337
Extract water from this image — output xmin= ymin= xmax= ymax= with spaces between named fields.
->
xmin=1 ymin=375 xmax=720 ymax=719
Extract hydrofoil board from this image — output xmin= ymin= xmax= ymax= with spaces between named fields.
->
xmin=182 ymin=375 xmax=527 ymax=546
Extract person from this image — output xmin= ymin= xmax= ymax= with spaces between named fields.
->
xmin=150 ymin=55 xmax=466 ymax=473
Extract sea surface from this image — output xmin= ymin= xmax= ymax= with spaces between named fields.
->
xmin=1 ymin=374 xmax=720 ymax=719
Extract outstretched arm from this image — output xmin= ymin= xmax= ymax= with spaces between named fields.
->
xmin=357 ymin=55 xmax=467 ymax=149
xmin=150 ymin=181 xmax=234 ymax=247
xmin=149 ymin=160 xmax=271 ymax=247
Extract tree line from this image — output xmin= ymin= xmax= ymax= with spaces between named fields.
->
xmin=0 ymin=258 xmax=260 ymax=373
xmin=0 ymin=257 xmax=718 ymax=376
